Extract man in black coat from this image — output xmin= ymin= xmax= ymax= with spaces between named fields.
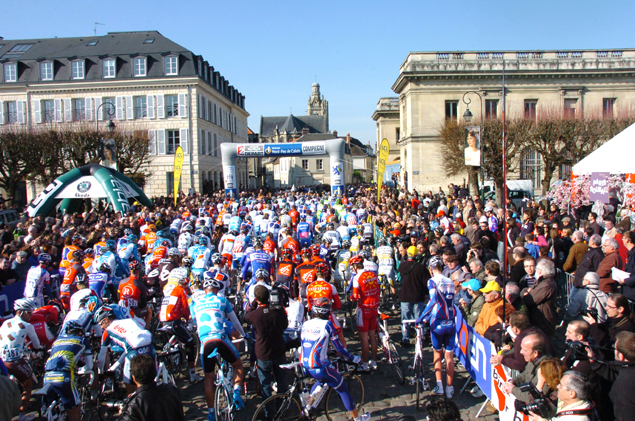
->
xmin=398 ymin=246 xmax=429 ymax=348
xmin=573 ymin=234 xmax=604 ymax=293
xmin=616 ymin=230 xmax=635 ymax=301
xmin=610 ymin=331 xmax=635 ymax=421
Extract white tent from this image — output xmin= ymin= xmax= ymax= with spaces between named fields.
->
xmin=573 ymin=123 xmax=635 ymax=175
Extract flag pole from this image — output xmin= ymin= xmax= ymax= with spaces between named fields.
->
xmin=501 ymin=57 xmax=508 ymax=341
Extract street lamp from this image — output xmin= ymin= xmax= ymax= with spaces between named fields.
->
xmin=95 ymin=102 xmax=116 ymax=133
xmin=462 ymin=91 xmax=485 ymax=203
xmin=106 ymin=119 xmax=116 ymax=134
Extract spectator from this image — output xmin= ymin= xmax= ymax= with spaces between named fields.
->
xmin=505 ymin=283 xmax=528 ymax=315
xmin=507 ymin=218 xmax=522 ymax=249
xmin=468 ymin=258 xmax=486 ymax=286
xmin=244 ymin=285 xmax=288 ymax=419
xmin=0 ymin=256 xmax=18 ymax=287
xmin=601 ymin=216 xmax=617 ymax=244
xmin=521 ymin=210 xmax=535 ymax=238
xmin=459 ymin=278 xmax=484 ymax=327
xmin=596 ymin=238 xmax=623 ymax=293
xmin=523 ymin=259 xmax=558 ymax=336
xmin=617 ymin=209 xmax=631 ymax=233
xmin=474 ymin=281 xmax=504 ymax=336
xmin=563 ymin=272 xmax=609 ymax=324
xmin=562 ymin=320 xmax=596 ymax=377
xmin=587 ymin=212 xmax=604 ymax=237
xmin=585 ymin=293 xmax=635 ymax=359
xmin=519 ymin=256 xmax=537 ymax=290
xmin=450 ymin=234 xmax=466 ymax=265
xmin=535 ymin=357 xmax=567 ymax=403
xmin=610 ymin=331 xmax=635 ymax=421
xmin=503 ymin=334 xmax=552 ymax=403
xmin=483 ymin=301 xmax=515 ymax=348
xmin=10 ymin=251 xmax=32 ymax=283
xmin=442 ymin=254 xmax=461 ymax=278
xmin=425 ymin=396 xmax=463 ymax=421
xmin=525 ymin=233 xmax=540 ymax=259
xmin=0 ymin=369 xmax=21 ymax=421
xmin=528 ymin=371 xmax=598 ymax=421
xmin=614 ymin=230 xmax=635 ymax=302
xmin=510 ymin=247 xmax=527 ymax=284
xmin=118 ymin=354 xmax=185 ymax=421
xmin=572 ymin=234 xmax=604 ymax=299
xmin=398 ymin=245 xmax=428 ymax=348
xmin=563 ymin=231 xmax=588 ymax=274
xmin=484 ymin=260 xmax=502 ymax=288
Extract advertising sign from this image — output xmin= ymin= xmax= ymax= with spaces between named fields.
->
xmin=237 ymin=144 xmax=264 ymax=157
xmin=174 ymin=146 xmax=184 ymax=207
xmin=302 ymin=142 xmax=326 ymax=155
xmin=377 ymin=138 xmax=390 ymax=201
xmin=224 ymin=165 xmax=237 ymax=198
xmin=464 ymin=126 xmax=482 ymax=167
xmin=454 ymin=310 xmax=492 ymax=398
xmin=589 ymin=172 xmax=610 ymax=203
xmin=264 ymin=143 xmax=303 ymax=156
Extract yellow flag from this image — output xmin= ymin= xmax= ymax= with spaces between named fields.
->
xmin=377 ymin=138 xmax=390 ymax=201
xmin=174 ymin=146 xmax=184 ymax=207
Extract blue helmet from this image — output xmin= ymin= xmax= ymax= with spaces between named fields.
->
xmin=106 ymin=239 xmax=116 ymax=251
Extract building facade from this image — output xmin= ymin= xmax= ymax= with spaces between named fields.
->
xmin=0 ymin=31 xmax=249 ymax=200
xmin=375 ymin=49 xmax=635 ymax=195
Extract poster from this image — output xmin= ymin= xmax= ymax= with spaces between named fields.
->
xmin=589 ymin=172 xmax=610 ymax=203
xmin=174 ymin=146 xmax=184 ymax=207
xmin=100 ymin=139 xmax=117 ymax=170
xmin=377 ymin=138 xmax=390 ymax=201
xmin=464 ymin=126 xmax=481 ymax=167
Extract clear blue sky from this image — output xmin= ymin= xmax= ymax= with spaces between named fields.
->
xmin=3 ymin=0 xmax=634 ymax=148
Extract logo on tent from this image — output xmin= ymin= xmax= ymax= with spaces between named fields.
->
xmin=77 ymin=181 xmax=92 ymax=193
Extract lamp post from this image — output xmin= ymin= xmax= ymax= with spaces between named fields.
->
xmin=462 ymin=91 xmax=485 ymax=203
xmin=95 ymin=102 xmax=116 ymax=133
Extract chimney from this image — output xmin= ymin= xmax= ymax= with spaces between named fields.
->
xmin=346 ymin=133 xmax=351 ymax=144
xmin=333 ymin=130 xmax=338 ymax=137
xmin=301 ymin=126 xmax=309 ymax=136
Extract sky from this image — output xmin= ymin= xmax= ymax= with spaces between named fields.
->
xmin=3 ymin=0 xmax=635 ymax=148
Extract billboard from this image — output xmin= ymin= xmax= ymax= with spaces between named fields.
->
xmin=464 ymin=126 xmax=482 ymax=167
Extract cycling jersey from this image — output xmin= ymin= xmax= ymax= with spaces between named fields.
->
xmin=362 ymin=223 xmax=373 ymax=241
xmin=69 ymin=288 xmax=99 ymax=312
xmin=276 ymin=260 xmax=296 ymax=293
xmin=333 ymin=250 xmax=352 ymax=283
xmin=24 ymin=265 xmax=51 ymax=307
xmin=232 ymin=233 xmax=251 ymax=262
xmin=118 ymin=242 xmax=140 ymax=266
xmin=188 ymin=244 xmax=211 ymax=271
xmin=322 ymin=230 xmax=341 ymax=251
xmin=146 ymin=259 xmax=176 ymax=288
xmin=300 ymin=318 xmax=353 ymax=370
xmin=60 ymin=263 xmax=87 ymax=310
xmin=219 ymin=233 xmax=236 ymax=256
xmin=159 ymin=283 xmax=190 ymax=322
xmin=0 ymin=315 xmax=41 ymax=362
xmin=363 ymin=260 xmax=379 ymax=274
xmin=288 ymin=209 xmax=299 ymax=225
xmin=418 ymin=273 xmax=457 ymax=351
xmin=376 ymin=246 xmax=395 ymax=271
xmin=191 ymin=292 xmax=245 ymax=341
xmin=351 ymin=270 xmax=380 ymax=311
xmin=44 ymin=334 xmax=86 ymax=410
xmin=228 ymin=216 xmax=242 ymax=232
xmin=178 ymin=232 xmax=195 ymax=253
xmin=241 ymin=250 xmax=273 ymax=280
xmin=59 ymin=245 xmax=80 ymax=274
xmin=296 ymin=222 xmax=313 ymax=247
xmin=30 ymin=306 xmax=59 ymax=348
xmin=267 ymin=221 xmax=281 ymax=239
xmin=118 ymin=276 xmax=149 ymax=319
xmin=306 ymin=280 xmax=341 ymax=311
xmin=263 ymin=238 xmax=276 ymax=255
xmin=88 ymin=271 xmax=111 ymax=297
xmin=98 ymin=318 xmax=154 ymax=383
xmin=295 ymin=262 xmax=317 ymax=299
xmin=336 ymin=226 xmax=351 ymax=241
xmin=205 ymin=268 xmax=231 ymax=297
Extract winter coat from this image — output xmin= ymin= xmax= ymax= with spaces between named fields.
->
xmin=563 ymin=285 xmax=609 ymax=323
xmin=522 ymin=275 xmax=558 ymax=336
xmin=117 ymin=382 xmax=184 ymax=421
xmin=573 ymin=247 xmax=604 ymax=288
xmin=596 ymin=250 xmax=623 ymax=293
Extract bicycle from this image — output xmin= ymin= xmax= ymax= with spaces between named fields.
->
xmin=378 ymin=274 xmax=395 ymax=310
xmin=97 ymin=353 xmax=128 ymax=421
xmin=376 ymin=311 xmax=405 ymax=385
xmin=251 ymin=358 xmax=364 ymax=421
xmin=402 ymin=320 xmax=430 ymax=411
xmin=154 ymin=325 xmax=189 ymax=379
xmin=212 ymin=337 xmax=248 ymax=421
xmin=35 ymin=369 xmax=95 ymax=421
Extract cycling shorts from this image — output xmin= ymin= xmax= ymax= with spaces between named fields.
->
xmin=123 ymin=345 xmax=155 ymax=384
xmin=299 ymin=238 xmax=312 ymax=248
xmin=306 ymin=365 xmax=355 ymax=412
xmin=5 ymin=358 xmax=32 ymax=383
xmin=430 ymin=319 xmax=456 ymax=352
xmin=201 ymin=334 xmax=239 ymax=373
xmin=356 ymin=307 xmax=378 ymax=333
xmin=43 ymin=371 xmax=80 ymax=410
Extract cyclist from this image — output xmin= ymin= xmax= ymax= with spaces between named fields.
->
xmin=178 ymin=224 xmax=195 ymax=255
xmin=95 ymin=306 xmax=155 ymax=394
xmin=23 ymin=253 xmax=52 ymax=308
xmin=322 ymin=222 xmax=341 ymax=253
xmin=240 ymin=241 xmax=273 ymax=289
xmin=147 ymin=247 xmax=180 ymax=291
xmin=59 ymin=235 xmax=82 ymax=279
xmin=60 ymin=251 xmax=87 ymax=311
xmin=232 ymin=227 xmax=252 ymax=270
xmin=0 ymin=298 xmax=42 ymax=421
xmin=42 ymin=321 xmax=88 ymax=421
xmin=307 ymin=263 xmax=346 ymax=346
xmin=189 ymin=236 xmax=211 ymax=281
xmin=159 ymin=270 xmax=203 ymax=383
xmin=69 ymin=274 xmax=100 ymax=311
xmin=416 ymin=259 xmax=456 ymax=399
xmin=204 ymin=254 xmax=231 ymax=298
xmin=118 ymin=260 xmax=151 ymax=328
xmin=219 ymin=229 xmax=237 ymax=270
xmin=275 ymin=248 xmax=296 ymax=296
xmin=118 ymin=234 xmax=141 ymax=268
xmin=191 ymin=274 xmax=246 ymax=421
xmin=140 ymin=223 xmax=158 ymax=255
xmin=88 ymin=262 xmax=117 ymax=301
xmin=95 ymin=239 xmax=129 ymax=284
xmin=295 ymin=249 xmax=317 ymax=303
xmin=334 ymin=240 xmax=352 ymax=290
xmin=350 ymin=255 xmax=380 ymax=371
xmin=83 ymin=248 xmax=96 ymax=272
xmin=296 ymin=215 xmax=313 ymax=249
xmin=299 ymin=299 xmax=369 ymax=421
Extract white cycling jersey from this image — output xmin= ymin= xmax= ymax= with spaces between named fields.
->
xmin=0 ymin=315 xmax=41 ymax=362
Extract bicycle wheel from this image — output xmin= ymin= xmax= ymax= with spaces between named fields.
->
xmin=415 ymin=359 xmax=424 ymax=411
xmin=324 ymin=373 xmax=364 ymax=421
xmin=215 ymin=384 xmax=233 ymax=421
xmin=251 ymin=393 xmax=304 ymax=421
xmin=388 ymin=341 xmax=406 ymax=385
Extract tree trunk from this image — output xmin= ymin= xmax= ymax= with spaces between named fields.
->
xmin=542 ymin=166 xmax=555 ymax=196
xmin=495 ymin=179 xmax=505 ymax=207
xmin=468 ymin=167 xmax=479 ymax=197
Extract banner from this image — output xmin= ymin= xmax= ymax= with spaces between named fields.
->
xmin=377 ymin=138 xmax=390 ymax=201
xmin=174 ymin=146 xmax=184 ymax=207
xmin=589 ymin=172 xmax=610 ymax=203
xmin=464 ymin=126 xmax=481 ymax=167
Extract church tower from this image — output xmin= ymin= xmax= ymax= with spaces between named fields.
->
xmin=307 ymin=82 xmax=329 ymax=132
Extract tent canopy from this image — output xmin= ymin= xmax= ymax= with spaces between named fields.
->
xmin=26 ymin=164 xmax=153 ymax=216
xmin=573 ymin=122 xmax=635 ymax=175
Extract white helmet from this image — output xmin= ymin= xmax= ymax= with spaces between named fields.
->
xmin=14 ymin=298 xmax=37 ymax=312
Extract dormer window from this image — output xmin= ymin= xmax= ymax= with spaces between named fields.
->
xmin=71 ymin=59 xmax=85 ymax=79
xmin=133 ymin=57 xmax=146 ymax=77
xmin=4 ymin=63 xmax=17 ymax=82
xmin=40 ymin=62 xmax=53 ymax=81
xmin=165 ymin=56 xmax=178 ymax=76
xmin=103 ymin=59 xmax=116 ymax=78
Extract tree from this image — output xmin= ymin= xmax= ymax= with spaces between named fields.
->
xmin=0 ymin=129 xmax=50 ymax=200
xmin=112 ymin=130 xmax=151 ymax=181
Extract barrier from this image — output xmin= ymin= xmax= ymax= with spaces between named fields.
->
xmin=0 ymin=280 xmax=26 ymax=314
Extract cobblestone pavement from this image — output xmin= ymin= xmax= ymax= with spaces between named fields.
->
xmin=179 ymin=304 xmax=499 ymax=421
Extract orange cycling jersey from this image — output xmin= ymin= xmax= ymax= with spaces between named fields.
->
xmin=60 ymin=245 xmax=80 ymax=269
xmin=263 ymin=238 xmax=276 ymax=254
xmin=159 ymin=283 xmax=190 ymax=322
xmin=149 ymin=246 xmax=167 ymax=268
xmin=281 ymin=238 xmax=299 ymax=254
xmin=60 ymin=263 xmax=85 ymax=310
xmin=142 ymin=232 xmax=158 ymax=253
xmin=288 ymin=209 xmax=299 ymax=225
xmin=352 ymin=270 xmax=381 ymax=310
xmin=306 ymin=280 xmax=341 ymax=311
xmin=119 ymin=276 xmax=144 ymax=316
xmin=82 ymin=258 xmax=94 ymax=271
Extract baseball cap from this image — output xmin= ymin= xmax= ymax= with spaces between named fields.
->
xmin=407 ymin=246 xmax=418 ymax=256
xmin=479 ymin=216 xmax=487 ymax=224
xmin=484 ymin=206 xmax=493 ymax=213
xmin=479 ymin=280 xmax=502 ymax=293
xmin=462 ymin=278 xmax=482 ymax=292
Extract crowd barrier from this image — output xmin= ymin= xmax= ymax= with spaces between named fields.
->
xmin=0 ymin=280 xmax=26 ymax=315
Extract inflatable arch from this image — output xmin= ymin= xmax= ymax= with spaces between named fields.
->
xmin=26 ymin=164 xmax=153 ymax=217
xmin=220 ymin=139 xmax=346 ymax=198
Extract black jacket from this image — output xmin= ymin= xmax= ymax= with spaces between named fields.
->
xmin=245 ymin=302 xmax=288 ymax=361
xmin=610 ymin=364 xmax=635 ymax=421
xmin=621 ymin=246 xmax=635 ymax=301
xmin=117 ymin=382 xmax=184 ymax=421
xmin=398 ymin=259 xmax=429 ymax=303
xmin=589 ymin=316 xmax=635 ymax=359
xmin=573 ymin=247 xmax=604 ymax=288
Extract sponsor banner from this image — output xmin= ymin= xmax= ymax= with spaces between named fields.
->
xmin=237 ymin=144 xmax=265 ymax=157
xmin=589 ymin=172 xmax=610 ymax=203
xmin=331 ymin=161 xmax=344 ymax=186
xmin=263 ymin=143 xmax=303 ymax=156
xmin=174 ymin=146 xmax=184 ymax=207
xmin=377 ymin=138 xmax=390 ymax=201
xmin=223 ymin=164 xmax=237 ymax=199
xmin=332 ymin=185 xmax=344 ymax=196
xmin=302 ymin=142 xmax=326 ymax=155
xmin=55 ymin=176 xmax=106 ymax=199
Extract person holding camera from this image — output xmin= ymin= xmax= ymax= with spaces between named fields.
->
xmin=528 ymin=371 xmax=598 ymax=421
xmin=504 ymin=334 xmax=552 ymax=403
xmin=584 ymin=293 xmax=635 ymax=360
xmin=563 ymin=272 xmax=608 ymax=324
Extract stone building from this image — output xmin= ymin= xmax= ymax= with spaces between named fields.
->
xmin=374 ymin=49 xmax=635 ymax=195
xmin=0 ymin=31 xmax=249 ymax=200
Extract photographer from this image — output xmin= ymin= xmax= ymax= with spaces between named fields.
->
xmin=504 ymin=334 xmax=552 ymax=403
xmin=610 ymin=331 xmax=635 ymax=421
xmin=528 ymin=371 xmax=597 ymax=421
xmin=563 ymin=272 xmax=608 ymax=324
xmin=584 ymin=293 xmax=635 ymax=359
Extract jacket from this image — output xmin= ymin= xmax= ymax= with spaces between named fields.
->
xmin=610 ymin=364 xmax=635 ymax=421
xmin=501 ymin=326 xmax=554 ymax=372
xmin=397 ymin=259 xmax=429 ymax=303
xmin=536 ymin=399 xmax=598 ymax=421
xmin=589 ymin=316 xmax=635 ymax=357
xmin=596 ymin=250 xmax=623 ymax=293
xmin=245 ymin=301 xmax=288 ymax=361
xmin=511 ymin=354 xmax=552 ymax=403
xmin=522 ymin=275 xmax=558 ymax=336
xmin=474 ymin=297 xmax=504 ymax=336
xmin=563 ymin=285 xmax=609 ymax=323
xmin=0 ymin=374 xmax=21 ymax=421
xmin=117 ymin=382 xmax=184 ymax=421
xmin=573 ymin=247 xmax=604 ymax=288
xmin=465 ymin=294 xmax=485 ymax=327
xmin=620 ymin=246 xmax=635 ymax=301
xmin=563 ymin=242 xmax=588 ymax=273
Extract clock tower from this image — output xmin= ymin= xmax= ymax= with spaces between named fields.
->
xmin=307 ymin=82 xmax=329 ymax=132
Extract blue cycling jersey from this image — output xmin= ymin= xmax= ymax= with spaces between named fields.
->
xmin=417 ymin=274 xmax=457 ymax=326
xmin=300 ymin=318 xmax=354 ymax=370
xmin=88 ymin=271 xmax=111 ymax=297
xmin=241 ymin=250 xmax=273 ymax=279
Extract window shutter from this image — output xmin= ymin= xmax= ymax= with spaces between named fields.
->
xmin=157 ymin=129 xmax=166 ymax=154
xmin=147 ymin=95 xmax=155 ymax=119
xmin=0 ymin=101 xmax=4 ymax=124
xmin=64 ymin=98 xmax=72 ymax=122
xmin=95 ymin=97 xmax=103 ymax=121
xmin=157 ymin=95 xmax=165 ymax=119
xmin=85 ymin=98 xmax=93 ymax=121
xmin=178 ymin=93 xmax=187 ymax=118
xmin=17 ymin=101 xmax=26 ymax=124
xmin=148 ymin=130 xmax=157 ymax=155
xmin=200 ymin=130 xmax=205 ymax=154
xmin=198 ymin=94 xmax=202 ymax=119
xmin=207 ymin=132 xmax=212 ymax=155
xmin=180 ymin=128 xmax=189 ymax=154
xmin=207 ymin=100 xmax=212 ymax=121
xmin=33 ymin=100 xmax=42 ymax=124
xmin=126 ymin=96 xmax=134 ymax=120
xmin=115 ymin=96 xmax=124 ymax=120
xmin=54 ymin=98 xmax=63 ymax=122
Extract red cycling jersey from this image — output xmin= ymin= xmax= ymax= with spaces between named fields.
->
xmin=306 ymin=280 xmax=341 ymax=311
xmin=352 ymin=270 xmax=381 ymax=311
xmin=159 ymin=283 xmax=190 ymax=322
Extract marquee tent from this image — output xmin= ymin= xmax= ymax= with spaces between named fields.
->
xmin=572 ymin=122 xmax=635 ymax=175
xmin=26 ymin=164 xmax=153 ymax=217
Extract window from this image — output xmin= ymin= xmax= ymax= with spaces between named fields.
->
xmin=103 ymin=97 xmax=116 ymax=120
xmin=302 ymin=160 xmax=308 ymax=170
xmin=603 ymin=98 xmax=615 ymax=119
xmin=445 ymin=101 xmax=458 ymax=122
xmin=6 ymin=102 xmax=17 ymax=124
xmin=87 ymin=41 xmax=98 ymax=46
xmin=167 ymin=130 xmax=180 ymax=154
xmin=4 ymin=63 xmax=17 ymax=82
xmin=524 ymin=100 xmax=538 ymax=119
xmin=396 ymin=127 xmax=400 ymax=140
xmin=165 ymin=56 xmax=178 ymax=75
xmin=103 ymin=59 xmax=115 ymax=78
xmin=485 ymin=100 xmax=498 ymax=119
xmin=71 ymin=60 xmax=84 ymax=79
xmin=317 ymin=159 xmax=323 ymax=171
xmin=165 ymin=95 xmax=178 ymax=117
xmin=2 ymin=43 xmax=33 ymax=59
xmin=133 ymin=57 xmax=146 ymax=77
xmin=43 ymin=100 xmax=55 ymax=123
xmin=564 ymin=98 xmax=577 ymax=118
xmin=73 ymin=99 xmax=85 ymax=121
xmin=40 ymin=62 xmax=53 ymax=81
xmin=134 ymin=96 xmax=147 ymax=119
xmin=520 ymin=150 xmax=541 ymax=188
xmin=144 ymin=38 xmax=154 ymax=44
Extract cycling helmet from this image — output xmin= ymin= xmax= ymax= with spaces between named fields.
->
xmin=428 ymin=255 xmax=443 ymax=269
xmin=84 ymin=296 xmax=100 ymax=314
xmin=99 ymin=247 xmax=108 ymax=256
xmin=124 ymin=228 xmax=133 ymax=237
xmin=75 ymin=273 xmax=88 ymax=285
xmin=272 ymin=216 xmax=279 ymax=222
xmin=169 ymin=267 xmax=189 ymax=282
xmin=198 ymin=236 xmax=207 ymax=245
xmin=84 ymin=248 xmax=95 ymax=256
xmin=211 ymin=253 xmax=223 ymax=264
xmin=161 ymin=240 xmax=170 ymax=247
xmin=377 ymin=238 xmax=387 ymax=246
xmin=282 ymin=248 xmax=293 ymax=258
xmin=342 ymin=240 xmax=351 ymax=249
xmin=311 ymin=297 xmax=332 ymax=319
xmin=99 ymin=262 xmax=111 ymax=273
xmin=168 ymin=247 xmax=180 ymax=257
xmin=229 ymin=230 xmax=238 ymax=236
xmin=181 ymin=256 xmax=194 ymax=268
xmin=434 ymin=227 xmax=444 ymax=236
xmin=300 ymin=215 xmax=306 ymax=222
xmin=148 ymin=224 xmax=156 ymax=232
xmin=349 ymin=255 xmax=364 ymax=266
xmin=361 ymin=250 xmax=372 ymax=260
xmin=340 ymin=220 xmax=348 ymax=226
xmin=322 ymin=237 xmax=332 ymax=244
xmin=203 ymin=271 xmax=223 ymax=290
xmin=72 ymin=235 xmax=82 ymax=245
xmin=301 ymin=247 xmax=311 ymax=257
xmin=72 ymin=250 xmax=85 ymax=261
xmin=64 ymin=321 xmax=85 ymax=337
xmin=253 ymin=240 xmax=263 ymax=249
xmin=38 ymin=253 xmax=52 ymax=264
xmin=106 ymin=239 xmax=116 ymax=251
xmin=327 ymin=223 xmax=335 ymax=231
xmin=14 ymin=298 xmax=37 ymax=313
xmin=310 ymin=244 xmax=321 ymax=255
xmin=94 ymin=305 xmax=115 ymax=323
xmin=183 ymin=224 xmax=194 ymax=233
xmin=128 ymin=260 xmax=142 ymax=272
xmin=255 ymin=268 xmax=269 ymax=280
xmin=315 ymin=262 xmax=329 ymax=277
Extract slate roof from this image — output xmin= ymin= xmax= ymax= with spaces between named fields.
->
xmin=260 ymin=114 xmax=327 ymax=137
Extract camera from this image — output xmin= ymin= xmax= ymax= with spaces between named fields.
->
xmin=565 ymin=340 xmax=589 ymax=361
xmin=579 ymin=307 xmax=599 ymax=322
xmin=514 ymin=383 xmax=553 ymax=419
xmin=269 ymin=285 xmax=289 ymax=310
